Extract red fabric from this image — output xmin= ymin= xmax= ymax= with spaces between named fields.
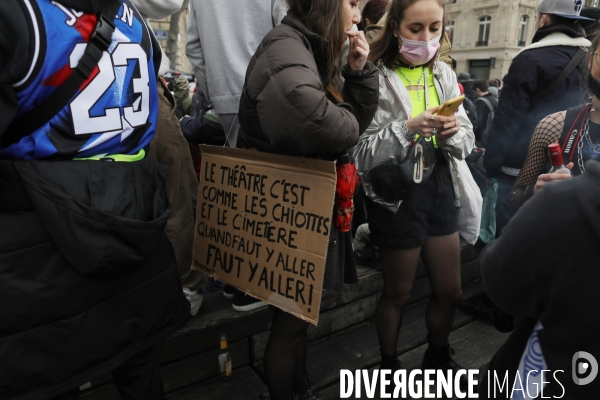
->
xmin=334 ymin=162 xmax=360 ymax=233
xmin=458 ymin=82 xmax=464 ymax=95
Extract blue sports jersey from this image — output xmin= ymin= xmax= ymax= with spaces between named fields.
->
xmin=1 ymin=0 xmax=159 ymax=160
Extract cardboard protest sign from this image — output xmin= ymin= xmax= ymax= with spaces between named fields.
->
xmin=192 ymin=146 xmax=337 ymax=325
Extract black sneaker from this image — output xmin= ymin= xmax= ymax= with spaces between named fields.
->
xmin=354 ymin=245 xmax=381 ymax=269
xmin=421 ymin=345 xmax=468 ymax=391
xmin=378 ymin=356 xmax=401 ymax=397
xmin=223 ymin=284 xmax=235 ymax=300
xmin=458 ymin=291 xmax=495 ymax=325
xmin=493 ymin=308 xmax=515 ymax=333
xmin=380 ymin=355 xmax=402 ymax=372
xmin=232 ymin=290 xmax=267 ymax=312
xmin=293 ymin=375 xmax=323 ymax=400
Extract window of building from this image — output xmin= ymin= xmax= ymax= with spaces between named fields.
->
xmin=477 ymin=16 xmax=491 ymax=47
xmin=518 ymin=15 xmax=528 ymax=46
xmin=446 ymin=20 xmax=455 ymax=45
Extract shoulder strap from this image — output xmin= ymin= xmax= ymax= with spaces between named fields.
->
xmin=477 ymin=96 xmax=494 ymax=113
xmin=1 ymin=0 xmax=122 ymax=149
xmin=530 ymin=46 xmax=588 ymax=105
xmin=560 ymin=104 xmax=589 ymax=161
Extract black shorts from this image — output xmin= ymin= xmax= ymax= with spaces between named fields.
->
xmin=366 ymin=159 xmax=458 ymax=249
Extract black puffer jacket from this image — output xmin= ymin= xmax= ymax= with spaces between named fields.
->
xmin=0 ymin=157 xmax=190 ymax=400
xmin=237 ymin=13 xmax=379 ymax=291
xmin=237 ymin=14 xmax=379 ymax=156
xmin=0 ymin=2 xmax=189 ymax=398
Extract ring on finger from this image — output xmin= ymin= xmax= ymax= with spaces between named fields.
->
xmin=432 ymin=128 xmax=437 ymax=134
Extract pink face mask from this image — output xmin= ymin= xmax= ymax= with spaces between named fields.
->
xmin=399 ymin=35 xmax=441 ymax=65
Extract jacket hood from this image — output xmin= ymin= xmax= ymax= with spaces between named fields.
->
xmin=282 ymin=14 xmax=330 ymax=56
xmin=13 ymin=157 xmax=171 ymax=277
xmin=576 ymin=160 xmax=600 ymax=242
xmin=513 ymin=31 xmax=591 ymax=58
xmin=532 ymin=21 xmax=586 ymax=43
xmin=282 ymin=14 xmax=331 ymax=84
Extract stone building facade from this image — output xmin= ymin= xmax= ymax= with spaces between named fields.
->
xmin=145 ymin=0 xmax=598 ymax=78
xmin=147 ymin=6 xmax=193 ymax=73
xmin=447 ymin=0 xmax=540 ymax=81
xmin=448 ymin=0 xmax=598 ymax=81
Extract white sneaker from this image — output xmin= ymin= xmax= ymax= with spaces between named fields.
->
xmin=183 ymin=288 xmax=204 ymax=317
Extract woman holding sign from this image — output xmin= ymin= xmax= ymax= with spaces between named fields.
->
xmin=237 ymin=0 xmax=379 ymax=398
xmin=352 ymin=0 xmax=475 ymax=384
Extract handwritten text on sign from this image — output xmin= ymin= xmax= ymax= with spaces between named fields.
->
xmin=192 ymin=146 xmax=336 ymax=325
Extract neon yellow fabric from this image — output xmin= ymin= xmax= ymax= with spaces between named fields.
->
xmin=74 ymin=149 xmax=146 ymax=162
xmin=395 ymin=67 xmax=440 ymax=118
xmin=396 ymin=67 xmax=440 ymax=148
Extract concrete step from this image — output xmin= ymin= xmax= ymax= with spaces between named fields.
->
xmin=80 ymin=241 xmax=484 ymax=399
xmin=318 ymin=319 xmax=508 ymax=399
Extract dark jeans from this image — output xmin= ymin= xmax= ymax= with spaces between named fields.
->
xmin=51 ymin=346 xmax=164 ymax=400
xmin=495 ymin=173 xmax=517 ymax=238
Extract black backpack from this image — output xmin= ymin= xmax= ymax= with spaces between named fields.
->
xmin=475 ymin=96 xmax=495 ymax=147
xmin=462 ymin=97 xmax=478 ymax=133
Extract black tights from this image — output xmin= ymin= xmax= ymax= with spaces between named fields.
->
xmin=375 ymin=233 xmax=462 ymax=358
xmin=264 ymin=308 xmax=310 ymax=400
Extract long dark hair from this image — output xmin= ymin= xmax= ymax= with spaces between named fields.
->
xmin=286 ymin=0 xmax=347 ymax=91
xmin=368 ymin=0 xmax=446 ymax=69
xmin=357 ymin=0 xmax=389 ymax=31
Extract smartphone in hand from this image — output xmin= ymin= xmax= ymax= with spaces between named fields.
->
xmin=436 ymin=95 xmax=465 ymax=117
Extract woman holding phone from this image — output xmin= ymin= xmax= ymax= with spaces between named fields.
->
xmin=352 ymin=0 xmax=474 ymax=379
xmin=237 ymin=0 xmax=379 ymax=399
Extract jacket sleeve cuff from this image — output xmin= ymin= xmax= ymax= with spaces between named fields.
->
xmin=342 ymin=61 xmax=377 ymax=79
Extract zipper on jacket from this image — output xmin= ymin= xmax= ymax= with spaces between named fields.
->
xmin=434 ymin=75 xmax=444 ymax=100
xmin=384 ymin=73 xmax=410 ymax=118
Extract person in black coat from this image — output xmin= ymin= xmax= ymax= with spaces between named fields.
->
xmin=0 ymin=1 xmax=189 ymax=399
xmin=461 ymin=0 xmax=593 ymax=335
xmin=484 ymin=3 xmax=591 ymax=236
xmin=472 ymin=79 xmax=498 ymax=147
xmin=478 ymin=160 xmax=600 ymax=399
xmin=457 ymin=72 xmax=477 ymax=103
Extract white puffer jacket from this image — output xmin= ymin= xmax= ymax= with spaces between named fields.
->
xmin=352 ymin=60 xmax=475 ymax=212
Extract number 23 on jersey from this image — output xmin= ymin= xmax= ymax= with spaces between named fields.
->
xmin=69 ymin=42 xmax=150 ymax=135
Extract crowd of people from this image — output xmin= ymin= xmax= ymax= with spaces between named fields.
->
xmin=1 ymin=0 xmax=600 ymax=399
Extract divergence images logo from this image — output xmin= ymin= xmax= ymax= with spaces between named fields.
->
xmin=572 ymin=351 xmax=598 ymax=386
